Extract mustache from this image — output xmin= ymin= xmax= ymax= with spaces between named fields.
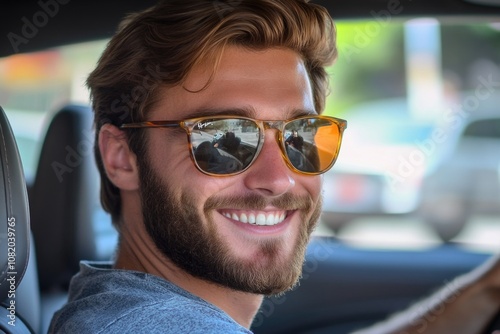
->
xmin=203 ymin=192 xmax=314 ymax=213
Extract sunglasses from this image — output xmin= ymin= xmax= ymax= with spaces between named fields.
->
xmin=121 ymin=115 xmax=347 ymax=176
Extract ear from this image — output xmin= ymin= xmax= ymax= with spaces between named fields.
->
xmin=99 ymin=124 xmax=139 ymax=191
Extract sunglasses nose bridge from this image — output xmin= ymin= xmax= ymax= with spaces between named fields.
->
xmin=260 ymin=120 xmax=286 ymax=144
xmin=258 ymin=120 xmax=288 ymax=162
xmin=262 ymin=120 xmax=283 ymax=129
xmin=261 ymin=120 xmax=285 ymax=134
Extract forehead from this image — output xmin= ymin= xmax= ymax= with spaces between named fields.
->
xmin=149 ymin=46 xmax=316 ymax=120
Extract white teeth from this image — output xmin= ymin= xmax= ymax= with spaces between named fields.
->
xmin=256 ymin=213 xmax=266 ymax=225
xmin=222 ymin=211 xmax=286 ymax=226
xmin=266 ymin=214 xmax=275 ymax=225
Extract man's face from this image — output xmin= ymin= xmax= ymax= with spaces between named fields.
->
xmin=139 ymin=47 xmax=323 ymax=295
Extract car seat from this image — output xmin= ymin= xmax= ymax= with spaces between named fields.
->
xmin=0 ymin=106 xmax=41 ymax=333
xmin=30 ymin=104 xmax=98 ymax=291
xmin=29 ymin=104 xmax=104 ymax=332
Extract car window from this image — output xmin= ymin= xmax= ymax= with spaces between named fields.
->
xmin=1 ymin=19 xmax=500 ymax=259
xmin=322 ymin=19 xmax=500 ymax=253
xmin=0 ymin=39 xmax=116 ymax=258
xmin=0 ymin=40 xmax=107 ymax=181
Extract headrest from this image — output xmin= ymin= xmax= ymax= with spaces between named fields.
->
xmin=0 ymin=106 xmax=30 ymax=299
xmin=30 ymin=104 xmax=99 ymax=291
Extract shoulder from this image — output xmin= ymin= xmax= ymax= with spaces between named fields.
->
xmin=104 ymin=301 xmax=252 ymax=333
xmin=49 ymin=262 xmax=251 ymax=334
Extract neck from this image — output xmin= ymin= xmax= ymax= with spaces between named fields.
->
xmin=114 ymin=223 xmax=263 ymax=329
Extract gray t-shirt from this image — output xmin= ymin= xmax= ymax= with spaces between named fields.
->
xmin=49 ymin=261 xmax=253 ymax=333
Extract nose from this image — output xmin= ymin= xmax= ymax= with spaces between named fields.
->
xmin=243 ymin=130 xmax=295 ymax=196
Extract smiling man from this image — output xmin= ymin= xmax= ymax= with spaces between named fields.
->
xmin=49 ymin=0 xmax=344 ymax=332
xmin=49 ymin=0 xmax=500 ymax=333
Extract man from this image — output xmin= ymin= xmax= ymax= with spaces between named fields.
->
xmin=285 ymin=129 xmax=304 ymax=152
xmin=50 ymin=0 xmax=500 ymax=333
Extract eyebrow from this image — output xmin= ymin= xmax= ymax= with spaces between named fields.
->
xmin=180 ymin=106 xmax=317 ymax=120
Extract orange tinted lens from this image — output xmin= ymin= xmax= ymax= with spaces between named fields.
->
xmin=284 ymin=118 xmax=340 ymax=173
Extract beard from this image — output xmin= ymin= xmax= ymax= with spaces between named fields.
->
xmin=138 ymin=157 xmax=322 ymax=295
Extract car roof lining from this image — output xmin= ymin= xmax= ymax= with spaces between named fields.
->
xmin=1 ymin=0 xmax=499 ymax=58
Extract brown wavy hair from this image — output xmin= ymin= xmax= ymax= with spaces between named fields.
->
xmin=87 ymin=0 xmax=337 ymax=225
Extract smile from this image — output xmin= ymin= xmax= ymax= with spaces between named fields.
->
xmin=221 ymin=211 xmax=287 ymax=226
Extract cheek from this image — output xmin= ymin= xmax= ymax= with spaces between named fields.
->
xmin=148 ymin=133 xmax=234 ymax=205
xmin=299 ymin=175 xmax=322 ymax=201
xmin=148 ymin=130 xmax=194 ymax=179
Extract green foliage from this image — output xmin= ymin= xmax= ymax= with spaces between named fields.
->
xmin=324 ymin=21 xmax=406 ymax=117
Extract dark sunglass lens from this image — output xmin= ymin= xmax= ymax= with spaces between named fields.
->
xmin=191 ymin=119 xmax=260 ymax=174
xmin=284 ymin=117 xmax=340 ymax=173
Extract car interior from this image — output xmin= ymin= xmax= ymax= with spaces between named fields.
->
xmin=1 ymin=1 xmax=500 ymax=334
